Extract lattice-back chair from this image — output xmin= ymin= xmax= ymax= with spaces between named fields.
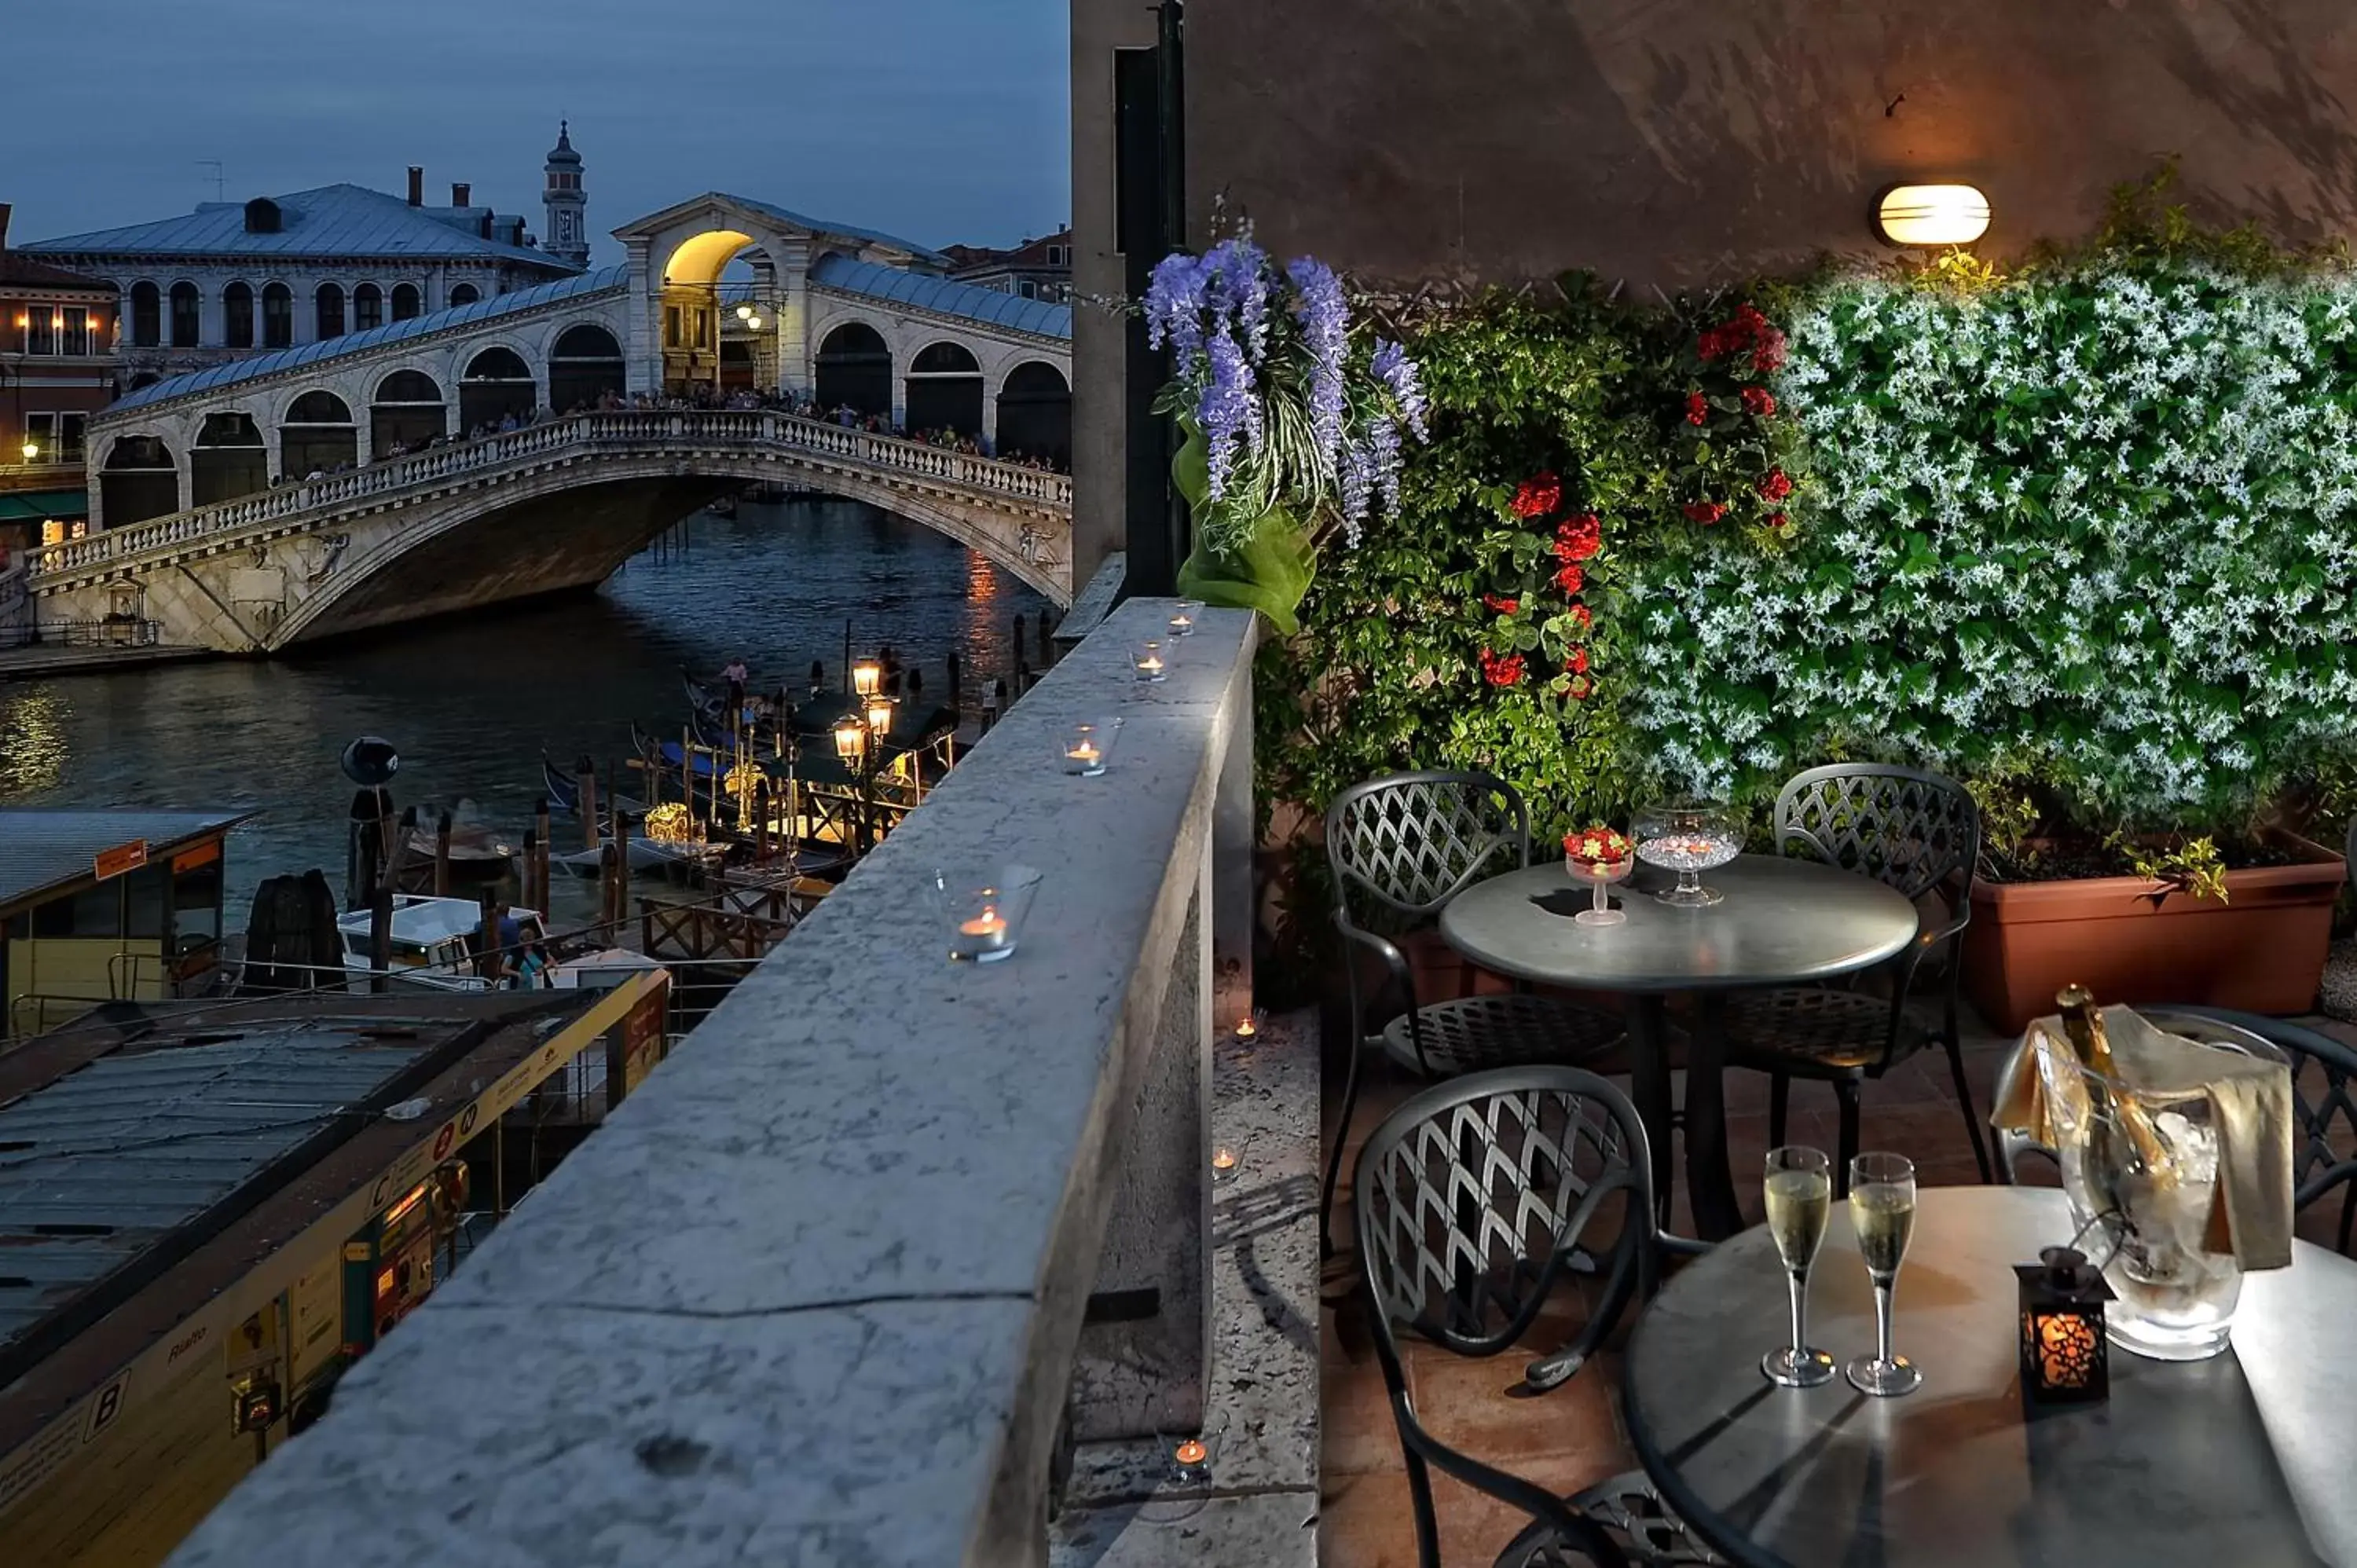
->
xmin=1997 ymin=1006 xmax=2357 ymax=1253
xmin=1720 ymin=764 xmax=1990 ymax=1192
xmin=1321 ymin=772 xmax=1624 ymax=1257
xmin=1355 ymin=1068 xmax=1714 ymax=1567
xmin=2312 ymin=818 xmax=2357 ymax=1027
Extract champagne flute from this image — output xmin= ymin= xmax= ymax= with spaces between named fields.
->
xmin=1761 ymin=1147 xmax=1836 ymax=1387
xmin=1846 ymin=1152 xmax=1922 ymax=1397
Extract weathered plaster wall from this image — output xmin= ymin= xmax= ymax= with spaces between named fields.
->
xmin=1182 ymin=0 xmax=2357 ymax=288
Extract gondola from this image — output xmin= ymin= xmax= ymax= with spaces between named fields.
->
xmin=631 ymin=720 xmax=729 ymax=780
xmin=539 ymin=753 xmax=647 ymax=820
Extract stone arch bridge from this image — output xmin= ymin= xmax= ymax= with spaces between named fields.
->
xmin=32 ymin=192 xmax=1075 ymax=649
xmin=29 ymin=411 xmax=1071 ymax=651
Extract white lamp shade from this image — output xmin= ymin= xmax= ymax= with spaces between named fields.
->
xmin=1876 ymin=184 xmax=1992 ymax=247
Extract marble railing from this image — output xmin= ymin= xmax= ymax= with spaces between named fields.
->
xmin=167 ymin=600 xmax=1258 ymax=1568
xmin=30 ymin=412 xmax=1072 ymax=584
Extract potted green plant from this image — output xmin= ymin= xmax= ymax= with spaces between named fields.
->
xmin=1144 ymin=236 xmax=1428 ymax=632
xmin=1959 ymin=777 xmax=2344 ymax=1033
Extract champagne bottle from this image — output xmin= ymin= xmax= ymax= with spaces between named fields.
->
xmin=2053 ymin=984 xmax=2173 ymax=1193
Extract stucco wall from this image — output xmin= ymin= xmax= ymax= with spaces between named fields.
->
xmin=1181 ymin=0 xmax=2357 ymax=288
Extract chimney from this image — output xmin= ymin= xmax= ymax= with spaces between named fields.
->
xmin=407 ymin=167 xmax=423 ymax=207
xmin=452 ymin=181 xmax=471 ymax=208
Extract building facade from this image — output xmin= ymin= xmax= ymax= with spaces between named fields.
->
xmin=20 ymin=143 xmax=585 ymax=390
xmin=943 ymin=227 xmax=1073 ymax=302
xmin=0 ymin=203 xmax=115 ymax=555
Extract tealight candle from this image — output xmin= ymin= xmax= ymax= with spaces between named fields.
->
xmin=1132 ymin=639 xmax=1168 ymax=683
xmin=1234 ymin=1011 xmax=1259 ymax=1040
xmin=932 ymin=865 xmax=1042 ymax=963
xmin=959 ymin=907 xmax=1010 ymax=951
xmin=1168 ymin=599 xmax=1203 ymax=636
xmin=1059 ymin=717 xmax=1121 ymax=777
xmin=1211 ymin=1145 xmax=1240 ymax=1183
xmin=1174 ymin=1438 xmax=1208 ymax=1467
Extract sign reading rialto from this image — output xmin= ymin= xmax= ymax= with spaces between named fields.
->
xmin=92 ymin=840 xmax=148 ymax=881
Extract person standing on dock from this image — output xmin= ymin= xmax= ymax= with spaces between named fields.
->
xmin=722 ymin=658 xmax=749 ymax=718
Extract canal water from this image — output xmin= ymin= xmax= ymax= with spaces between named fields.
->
xmin=0 ymin=497 xmax=1051 ymax=927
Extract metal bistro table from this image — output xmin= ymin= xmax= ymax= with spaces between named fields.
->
xmin=1438 ymin=855 xmax=1917 ymax=1238
xmin=1624 ymin=1186 xmax=2352 ymax=1566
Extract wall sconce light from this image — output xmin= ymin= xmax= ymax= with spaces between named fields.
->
xmin=736 ymin=303 xmax=753 ymax=321
xmin=746 ymin=314 xmax=764 ymax=331
xmin=1875 ymin=184 xmax=1992 ymax=247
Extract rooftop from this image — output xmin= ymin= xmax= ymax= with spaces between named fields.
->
xmin=21 ymin=184 xmax=579 ymax=273
xmin=0 ymin=809 xmax=251 ymax=910
xmin=715 ymin=192 xmax=952 ymax=269
xmin=810 ymin=254 xmax=1072 ymax=339
xmin=0 ymin=252 xmax=113 ymax=294
xmin=0 ymin=1010 xmax=452 ymax=1366
xmin=102 ymin=266 xmax=628 ymax=417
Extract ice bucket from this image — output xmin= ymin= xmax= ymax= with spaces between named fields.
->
xmin=1995 ymin=1010 xmax=2288 ymax=1361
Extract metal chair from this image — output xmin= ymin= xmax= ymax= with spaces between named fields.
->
xmin=1720 ymin=764 xmax=1992 ymax=1191
xmin=1321 ymin=771 xmax=1625 ymax=1255
xmin=1997 ymin=1006 xmax=2357 ymax=1252
xmin=1354 ymin=1067 xmax=1716 ymax=1568
xmin=2311 ymin=818 xmax=2357 ymax=1025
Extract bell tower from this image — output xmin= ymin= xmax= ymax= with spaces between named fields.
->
xmin=542 ymin=120 xmax=589 ymax=268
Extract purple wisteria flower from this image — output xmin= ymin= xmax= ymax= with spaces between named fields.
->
xmin=1366 ymin=415 xmax=1402 ymax=518
xmin=1338 ymin=438 xmax=1376 ymax=544
xmin=1287 ymin=256 xmax=1349 ymax=467
xmin=1202 ymin=238 xmax=1273 ymax=362
xmin=1145 ymin=251 xmax=1208 ymax=361
xmin=1199 ymin=328 xmax=1259 ymax=502
xmin=1371 ymin=339 xmax=1429 ymax=442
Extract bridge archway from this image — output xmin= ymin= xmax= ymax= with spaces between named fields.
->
xmin=192 ymin=413 xmax=267 ymax=504
xmin=905 ymin=342 xmax=983 ymax=438
xmin=995 ymin=361 xmax=1071 ymax=467
xmin=281 ymin=390 xmax=357 ymax=476
xmin=101 ymin=435 xmax=178 ymax=528
xmin=816 ymin=322 xmax=892 ymax=416
xmin=548 ymin=324 xmax=625 ymax=411
xmin=372 ymin=370 xmax=445 ymax=456
xmin=459 ymin=347 xmax=537 ymax=430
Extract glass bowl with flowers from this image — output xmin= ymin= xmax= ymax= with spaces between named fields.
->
xmin=1563 ymin=826 xmax=1637 ymax=927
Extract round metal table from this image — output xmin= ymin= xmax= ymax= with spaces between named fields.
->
xmin=1438 ymin=855 xmax=1918 ymax=1236
xmin=1625 ymin=1186 xmax=2350 ymax=1566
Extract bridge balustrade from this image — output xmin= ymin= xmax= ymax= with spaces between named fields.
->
xmin=31 ymin=412 xmax=1072 ymax=587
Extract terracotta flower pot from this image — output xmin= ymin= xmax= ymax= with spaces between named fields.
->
xmin=1963 ymin=837 xmax=2346 ymax=1035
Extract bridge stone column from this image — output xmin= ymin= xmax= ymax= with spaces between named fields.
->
xmin=624 ymin=237 xmax=662 ymax=395
xmin=767 ymin=239 xmax=813 ymax=398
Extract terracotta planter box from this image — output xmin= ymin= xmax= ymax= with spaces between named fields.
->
xmin=1963 ymin=840 xmax=2346 ymax=1035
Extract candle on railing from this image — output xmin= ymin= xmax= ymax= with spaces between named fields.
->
xmin=1131 ymin=640 xmax=1168 ymax=683
xmin=1168 ymin=598 xmax=1204 ymax=638
xmin=1211 ymin=1145 xmax=1240 ymax=1185
xmin=1059 ymin=718 xmax=1121 ymax=776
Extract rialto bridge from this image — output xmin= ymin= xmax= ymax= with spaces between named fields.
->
xmin=27 ymin=193 xmax=1074 ymax=650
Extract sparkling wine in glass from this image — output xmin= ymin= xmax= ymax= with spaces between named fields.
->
xmin=1761 ymin=1147 xmax=1836 ymax=1387
xmin=1846 ymin=1152 xmax=1922 ymax=1397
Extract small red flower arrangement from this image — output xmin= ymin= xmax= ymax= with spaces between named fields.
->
xmin=1684 ymin=391 xmax=1709 ymax=427
xmin=1698 ymin=302 xmax=1787 ymax=373
xmin=1483 ymin=592 xmax=1520 ymax=614
xmin=1757 ymin=468 xmax=1794 ymax=503
xmin=1682 ymin=500 xmax=1728 ymax=526
xmin=1741 ymin=386 xmax=1777 ymax=417
xmin=1479 ymin=647 xmax=1526 ymax=687
xmin=1563 ymin=826 xmax=1633 ymax=870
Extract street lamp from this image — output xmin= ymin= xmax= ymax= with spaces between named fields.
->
xmin=852 ymin=659 xmax=882 ymax=697
xmin=19 ymin=439 xmax=36 ymax=463
xmin=736 ymin=303 xmax=753 ymax=321
xmin=865 ymin=695 xmax=894 ymax=738
xmin=834 ymin=717 xmax=865 ymax=760
xmin=746 ymin=314 xmax=764 ymax=331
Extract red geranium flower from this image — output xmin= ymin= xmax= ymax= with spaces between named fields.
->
xmin=1767 ymin=511 xmax=1790 ymax=530
xmin=1684 ymin=391 xmax=1709 ymax=427
xmin=1510 ymin=472 xmax=1562 ymax=518
xmin=1566 ymin=673 xmax=1594 ymax=702
xmin=1741 ymin=386 xmax=1777 ymax=417
xmin=1567 ymin=646 xmax=1589 ymax=675
xmin=1553 ymin=563 xmax=1585 ymax=595
xmin=1757 ymin=468 xmax=1794 ymax=502
xmin=1554 ymin=513 xmax=1602 ymax=563
xmin=1750 ymin=327 xmax=1788 ymax=374
xmin=1483 ymin=592 xmax=1520 ymax=614
xmin=1567 ymin=603 xmax=1593 ymax=632
xmin=1683 ymin=500 xmax=1728 ymax=525
xmin=1480 ymin=648 xmax=1526 ymax=687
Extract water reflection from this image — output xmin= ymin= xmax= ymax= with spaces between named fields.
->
xmin=0 ymin=498 xmax=1049 ymax=921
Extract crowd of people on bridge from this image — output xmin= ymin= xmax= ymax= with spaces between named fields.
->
xmin=243 ymin=380 xmax=1065 ymax=494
